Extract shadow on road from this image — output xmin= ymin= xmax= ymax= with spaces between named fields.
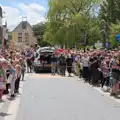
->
xmin=0 ymin=112 xmax=12 ymax=117
xmin=35 ymin=70 xmax=51 ymax=74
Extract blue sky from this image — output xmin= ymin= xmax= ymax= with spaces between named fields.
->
xmin=0 ymin=0 xmax=48 ymax=30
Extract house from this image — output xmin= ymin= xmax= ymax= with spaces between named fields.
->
xmin=0 ymin=6 xmax=2 ymax=26
xmin=2 ymin=21 xmax=8 ymax=48
xmin=0 ymin=6 xmax=3 ymax=45
xmin=12 ymin=19 xmax=37 ymax=49
xmin=0 ymin=6 xmax=8 ymax=48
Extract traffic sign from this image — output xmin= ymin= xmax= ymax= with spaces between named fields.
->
xmin=94 ymin=41 xmax=103 ymax=49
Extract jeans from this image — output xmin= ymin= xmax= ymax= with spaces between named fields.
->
xmin=51 ymin=62 xmax=56 ymax=74
xmin=61 ymin=66 xmax=66 ymax=76
xmin=10 ymin=80 xmax=15 ymax=95
xmin=21 ymin=70 xmax=25 ymax=81
xmin=101 ymin=77 xmax=109 ymax=88
xmin=15 ymin=76 xmax=21 ymax=93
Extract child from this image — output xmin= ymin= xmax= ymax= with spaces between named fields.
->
xmin=8 ymin=62 xmax=16 ymax=98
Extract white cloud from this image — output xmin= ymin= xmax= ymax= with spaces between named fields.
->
xmin=29 ymin=3 xmax=46 ymax=12
xmin=2 ymin=6 xmax=21 ymax=30
xmin=18 ymin=3 xmax=46 ymax=25
xmin=1 ymin=3 xmax=46 ymax=31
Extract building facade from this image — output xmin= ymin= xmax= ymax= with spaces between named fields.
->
xmin=0 ymin=6 xmax=8 ymax=49
xmin=0 ymin=6 xmax=3 ymax=45
xmin=12 ymin=20 xmax=37 ymax=49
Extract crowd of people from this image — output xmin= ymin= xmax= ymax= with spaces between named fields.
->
xmin=52 ymin=48 xmax=120 ymax=96
xmin=0 ymin=47 xmax=35 ymax=101
xmin=0 ymin=45 xmax=120 ymax=101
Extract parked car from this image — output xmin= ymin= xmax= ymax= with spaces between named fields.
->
xmin=34 ymin=47 xmax=55 ymax=73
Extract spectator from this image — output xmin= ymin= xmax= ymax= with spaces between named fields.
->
xmin=66 ymin=54 xmax=73 ymax=77
xmin=51 ymin=54 xmax=57 ymax=75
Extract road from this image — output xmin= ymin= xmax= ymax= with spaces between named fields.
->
xmin=1 ymin=73 xmax=120 ymax=120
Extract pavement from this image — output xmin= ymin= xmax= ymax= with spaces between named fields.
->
xmin=0 ymin=73 xmax=120 ymax=120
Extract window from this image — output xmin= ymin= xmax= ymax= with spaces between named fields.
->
xmin=25 ymin=33 xmax=29 ymax=42
xmin=18 ymin=33 xmax=22 ymax=36
xmin=18 ymin=37 xmax=22 ymax=42
xmin=25 ymin=37 xmax=28 ymax=42
xmin=25 ymin=33 xmax=27 ymax=35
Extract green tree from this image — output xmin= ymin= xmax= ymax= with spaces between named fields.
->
xmin=109 ymin=23 xmax=120 ymax=47
xmin=44 ymin=0 xmax=101 ymax=48
xmin=99 ymin=0 xmax=120 ymax=47
xmin=100 ymin=0 xmax=120 ymax=24
xmin=33 ymin=22 xmax=50 ymax=47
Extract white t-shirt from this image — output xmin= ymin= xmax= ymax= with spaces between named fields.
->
xmin=82 ymin=57 xmax=89 ymax=67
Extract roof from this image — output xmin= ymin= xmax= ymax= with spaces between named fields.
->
xmin=12 ymin=21 xmax=33 ymax=32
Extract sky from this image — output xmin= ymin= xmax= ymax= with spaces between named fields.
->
xmin=0 ymin=0 xmax=48 ymax=31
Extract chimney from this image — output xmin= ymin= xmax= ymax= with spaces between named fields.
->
xmin=22 ymin=17 xmax=27 ymax=29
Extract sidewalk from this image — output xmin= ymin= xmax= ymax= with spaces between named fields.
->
xmin=78 ymin=77 xmax=120 ymax=104
xmin=0 ymin=73 xmax=29 ymax=120
xmin=94 ymin=86 xmax=120 ymax=103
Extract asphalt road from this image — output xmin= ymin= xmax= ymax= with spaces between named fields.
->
xmin=15 ymin=74 xmax=120 ymax=120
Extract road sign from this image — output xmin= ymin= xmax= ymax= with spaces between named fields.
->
xmin=116 ymin=34 xmax=120 ymax=43
xmin=94 ymin=41 xmax=103 ymax=49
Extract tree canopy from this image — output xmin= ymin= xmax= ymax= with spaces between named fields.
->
xmin=43 ymin=0 xmax=102 ymax=48
xmin=33 ymin=22 xmax=51 ymax=47
xmin=32 ymin=0 xmax=120 ymax=48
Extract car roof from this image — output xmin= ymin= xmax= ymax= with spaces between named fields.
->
xmin=40 ymin=50 xmax=54 ymax=53
xmin=37 ymin=47 xmax=55 ymax=53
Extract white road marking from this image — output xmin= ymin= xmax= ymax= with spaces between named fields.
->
xmin=94 ymin=87 xmax=120 ymax=103
xmin=4 ymin=81 xmax=24 ymax=120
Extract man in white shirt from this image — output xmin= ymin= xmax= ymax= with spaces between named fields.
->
xmin=81 ymin=53 xmax=89 ymax=81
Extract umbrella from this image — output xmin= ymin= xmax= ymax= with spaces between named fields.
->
xmin=55 ymin=49 xmax=65 ymax=55
xmin=57 ymin=48 xmax=64 ymax=52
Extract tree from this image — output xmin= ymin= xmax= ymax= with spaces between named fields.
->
xmin=100 ymin=0 xmax=120 ymax=24
xmin=99 ymin=0 xmax=120 ymax=47
xmin=109 ymin=23 xmax=120 ymax=47
xmin=33 ymin=22 xmax=45 ymax=41
xmin=44 ymin=0 xmax=101 ymax=48
xmin=33 ymin=22 xmax=51 ymax=47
